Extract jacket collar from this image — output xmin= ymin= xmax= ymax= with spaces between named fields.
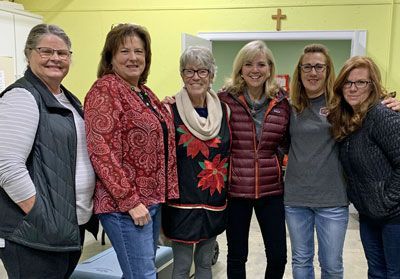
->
xmin=24 ymin=67 xmax=83 ymax=117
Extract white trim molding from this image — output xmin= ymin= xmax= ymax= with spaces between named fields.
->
xmin=198 ymin=30 xmax=367 ymax=56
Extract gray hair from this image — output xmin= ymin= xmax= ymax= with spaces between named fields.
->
xmin=24 ymin=24 xmax=72 ymax=59
xmin=180 ymin=46 xmax=217 ymax=82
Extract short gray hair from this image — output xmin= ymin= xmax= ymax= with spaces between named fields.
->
xmin=24 ymin=24 xmax=72 ymax=59
xmin=180 ymin=46 xmax=217 ymax=82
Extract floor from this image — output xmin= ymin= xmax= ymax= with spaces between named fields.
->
xmin=0 ymin=213 xmax=367 ymax=278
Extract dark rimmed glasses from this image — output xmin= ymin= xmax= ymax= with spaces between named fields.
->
xmin=343 ymin=80 xmax=372 ymax=89
xmin=299 ymin=63 xmax=327 ymax=73
xmin=31 ymin=47 xmax=72 ymax=60
xmin=182 ymin=69 xmax=210 ymax=78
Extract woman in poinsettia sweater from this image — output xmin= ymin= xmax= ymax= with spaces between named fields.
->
xmin=162 ymin=46 xmax=231 ymax=279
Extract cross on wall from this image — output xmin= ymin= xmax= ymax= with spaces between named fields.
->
xmin=272 ymin=8 xmax=287 ymax=31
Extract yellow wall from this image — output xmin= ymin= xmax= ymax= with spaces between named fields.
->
xmin=16 ymin=0 xmax=400 ymax=100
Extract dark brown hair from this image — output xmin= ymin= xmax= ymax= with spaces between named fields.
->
xmin=97 ymin=23 xmax=152 ymax=84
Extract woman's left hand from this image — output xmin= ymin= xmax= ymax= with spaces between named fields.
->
xmin=128 ymin=203 xmax=151 ymax=226
xmin=382 ymin=97 xmax=400 ymax=111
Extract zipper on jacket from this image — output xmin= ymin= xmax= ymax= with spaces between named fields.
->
xmin=255 ymin=99 xmax=279 ymax=198
xmin=231 ymin=93 xmax=285 ymax=199
xmin=274 ymin=155 xmax=282 ymax=185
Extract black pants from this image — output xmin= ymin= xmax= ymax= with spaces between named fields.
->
xmin=0 ymin=227 xmax=85 ymax=279
xmin=226 ymin=195 xmax=287 ymax=279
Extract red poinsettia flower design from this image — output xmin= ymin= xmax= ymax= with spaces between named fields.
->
xmin=177 ymin=125 xmax=221 ymax=158
xmin=197 ymin=154 xmax=228 ymax=196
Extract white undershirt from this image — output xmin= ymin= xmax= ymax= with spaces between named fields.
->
xmin=54 ymin=92 xmax=95 ymax=225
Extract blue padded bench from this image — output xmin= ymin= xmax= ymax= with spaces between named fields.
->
xmin=71 ymin=245 xmax=173 ymax=279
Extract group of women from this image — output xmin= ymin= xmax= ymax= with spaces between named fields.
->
xmin=0 ymin=21 xmax=399 ymax=279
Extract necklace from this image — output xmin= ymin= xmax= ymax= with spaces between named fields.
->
xmin=249 ymin=98 xmax=257 ymax=115
xmin=245 ymin=90 xmax=266 ymax=116
xmin=131 ymin=86 xmax=164 ymax=121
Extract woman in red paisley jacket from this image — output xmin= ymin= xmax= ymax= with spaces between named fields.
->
xmin=84 ymin=23 xmax=178 ymax=279
xmin=218 ymin=40 xmax=290 ymax=279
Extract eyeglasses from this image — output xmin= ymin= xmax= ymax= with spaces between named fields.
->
xmin=182 ymin=69 xmax=210 ymax=78
xmin=343 ymin=80 xmax=372 ymax=89
xmin=299 ymin=63 xmax=327 ymax=73
xmin=31 ymin=47 xmax=72 ymax=60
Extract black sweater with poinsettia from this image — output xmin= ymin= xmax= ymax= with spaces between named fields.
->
xmin=162 ymin=103 xmax=231 ymax=243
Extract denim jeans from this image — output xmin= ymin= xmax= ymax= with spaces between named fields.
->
xmin=227 ymin=196 xmax=287 ymax=279
xmin=98 ymin=204 xmax=161 ymax=279
xmin=359 ymin=216 xmax=400 ymax=279
xmin=171 ymin=236 xmax=217 ymax=279
xmin=285 ymin=206 xmax=349 ymax=279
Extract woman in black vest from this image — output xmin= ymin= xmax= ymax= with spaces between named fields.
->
xmin=162 ymin=46 xmax=231 ymax=278
xmin=0 ymin=24 xmax=96 ymax=278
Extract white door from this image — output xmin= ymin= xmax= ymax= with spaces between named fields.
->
xmin=181 ymin=33 xmax=212 ymax=52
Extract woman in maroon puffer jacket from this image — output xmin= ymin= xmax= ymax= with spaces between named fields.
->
xmin=219 ymin=40 xmax=290 ymax=279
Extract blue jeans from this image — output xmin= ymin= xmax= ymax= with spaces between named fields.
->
xmin=359 ymin=216 xmax=400 ymax=278
xmin=98 ymin=204 xmax=161 ymax=279
xmin=285 ymin=206 xmax=349 ymax=279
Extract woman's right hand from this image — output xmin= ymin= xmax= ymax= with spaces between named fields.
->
xmin=128 ymin=203 xmax=151 ymax=226
xmin=18 ymin=195 xmax=36 ymax=214
xmin=161 ymin=96 xmax=176 ymax=105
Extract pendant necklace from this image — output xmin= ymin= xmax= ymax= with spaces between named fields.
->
xmin=249 ymin=98 xmax=257 ymax=116
xmin=245 ymin=90 xmax=259 ymax=116
xmin=131 ymin=85 xmax=164 ymax=121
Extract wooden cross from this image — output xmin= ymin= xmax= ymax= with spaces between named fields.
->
xmin=272 ymin=8 xmax=287 ymax=31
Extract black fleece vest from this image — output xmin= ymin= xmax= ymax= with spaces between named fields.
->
xmin=0 ymin=68 xmax=82 ymax=252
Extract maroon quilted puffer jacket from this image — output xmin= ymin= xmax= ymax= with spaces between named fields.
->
xmin=219 ymin=89 xmax=290 ymax=199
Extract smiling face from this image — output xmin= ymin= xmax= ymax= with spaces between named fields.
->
xmin=343 ymin=67 xmax=372 ymax=108
xmin=300 ymin=52 xmax=327 ymax=98
xmin=181 ymin=63 xmax=212 ymax=103
xmin=112 ymin=35 xmax=145 ymax=86
xmin=28 ymin=34 xmax=70 ymax=88
xmin=241 ymin=52 xmax=270 ymax=92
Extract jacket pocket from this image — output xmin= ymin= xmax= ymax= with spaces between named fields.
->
xmin=12 ymin=194 xmax=65 ymax=247
xmin=352 ymin=181 xmax=393 ymax=220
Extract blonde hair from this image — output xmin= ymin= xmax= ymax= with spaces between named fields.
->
xmin=290 ymin=44 xmax=335 ymax=113
xmin=223 ymin=40 xmax=279 ymax=98
xmin=328 ymin=56 xmax=386 ymax=140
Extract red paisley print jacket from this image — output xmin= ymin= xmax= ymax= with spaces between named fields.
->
xmin=84 ymin=74 xmax=179 ymax=214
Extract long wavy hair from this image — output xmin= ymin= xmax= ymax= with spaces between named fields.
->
xmin=327 ymin=56 xmax=386 ymax=141
xmin=290 ymin=44 xmax=335 ymax=113
xmin=97 ymin=23 xmax=151 ymax=84
xmin=223 ymin=40 xmax=279 ymax=98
